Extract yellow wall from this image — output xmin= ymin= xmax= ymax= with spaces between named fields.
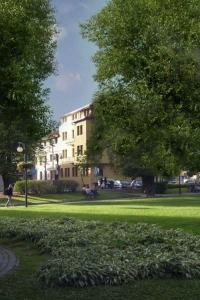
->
xmin=58 ymin=109 xmax=124 ymax=189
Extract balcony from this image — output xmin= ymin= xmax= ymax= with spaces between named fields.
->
xmin=60 ymin=157 xmax=75 ymax=164
xmin=63 ymin=139 xmax=74 ymax=145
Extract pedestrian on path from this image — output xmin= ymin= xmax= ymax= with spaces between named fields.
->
xmin=5 ymin=184 xmax=13 ymax=207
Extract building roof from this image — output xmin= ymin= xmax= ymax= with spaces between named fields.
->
xmin=61 ymin=103 xmax=92 ymax=118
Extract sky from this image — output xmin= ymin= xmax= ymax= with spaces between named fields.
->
xmin=46 ymin=0 xmax=107 ymax=120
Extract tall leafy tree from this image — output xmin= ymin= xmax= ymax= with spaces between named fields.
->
xmin=82 ymin=0 xmax=200 ymax=194
xmin=0 ymin=0 xmax=57 ymax=186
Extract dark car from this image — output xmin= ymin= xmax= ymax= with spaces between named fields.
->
xmin=106 ymin=179 xmax=115 ymax=189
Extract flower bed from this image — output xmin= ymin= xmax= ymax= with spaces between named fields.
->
xmin=0 ymin=218 xmax=200 ymax=287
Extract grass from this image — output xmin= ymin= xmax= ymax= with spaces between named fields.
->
xmin=1 ymin=193 xmax=200 ymax=234
xmin=0 ymin=190 xmax=131 ymax=206
xmin=1 ymin=193 xmax=200 ymax=299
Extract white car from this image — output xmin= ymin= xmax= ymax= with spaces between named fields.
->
xmin=131 ymin=180 xmax=143 ymax=189
xmin=114 ymin=180 xmax=122 ymax=188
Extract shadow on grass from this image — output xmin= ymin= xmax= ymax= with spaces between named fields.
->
xmin=67 ymin=196 xmax=200 ymax=208
xmin=1 ymin=195 xmax=200 ymax=209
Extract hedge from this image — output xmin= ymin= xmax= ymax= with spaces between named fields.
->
xmin=53 ymin=180 xmax=79 ymax=193
xmin=155 ymin=182 xmax=167 ymax=194
xmin=14 ymin=180 xmax=79 ymax=195
xmin=167 ymin=184 xmax=188 ymax=189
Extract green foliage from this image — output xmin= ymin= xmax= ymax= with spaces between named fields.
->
xmin=81 ymin=0 xmax=200 ymax=180
xmin=1 ymin=218 xmax=200 ymax=287
xmin=53 ymin=180 xmax=79 ymax=193
xmin=14 ymin=180 xmax=79 ymax=195
xmin=167 ymin=184 xmax=188 ymax=189
xmin=14 ymin=180 xmax=56 ymax=195
xmin=155 ymin=182 xmax=167 ymax=194
xmin=0 ymin=0 xmax=57 ymax=183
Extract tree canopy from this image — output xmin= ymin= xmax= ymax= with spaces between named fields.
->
xmin=0 ymin=0 xmax=57 ymax=184
xmin=82 ymin=0 xmax=200 ymax=188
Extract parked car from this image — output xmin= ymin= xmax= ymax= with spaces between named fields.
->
xmin=113 ymin=180 xmax=131 ymax=189
xmin=106 ymin=179 xmax=115 ymax=189
xmin=131 ymin=180 xmax=143 ymax=189
xmin=114 ymin=180 xmax=122 ymax=189
xmin=184 ymin=179 xmax=196 ymax=184
xmin=194 ymin=184 xmax=200 ymax=192
xmin=168 ymin=179 xmax=177 ymax=184
xmin=120 ymin=180 xmax=131 ymax=188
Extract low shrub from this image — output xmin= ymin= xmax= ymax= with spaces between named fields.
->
xmin=14 ymin=179 xmax=78 ymax=195
xmin=53 ymin=180 xmax=79 ymax=193
xmin=14 ymin=180 xmax=25 ymax=194
xmin=1 ymin=218 xmax=200 ymax=287
xmin=14 ymin=180 xmax=56 ymax=195
xmin=155 ymin=182 xmax=167 ymax=194
xmin=167 ymin=184 xmax=188 ymax=189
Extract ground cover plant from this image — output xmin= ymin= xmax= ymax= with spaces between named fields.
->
xmin=1 ymin=217 xmax=200 ymax=288
xmin=1 ymin=238 xmax=200 ymax=300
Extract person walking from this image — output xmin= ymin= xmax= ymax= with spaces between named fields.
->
xmin=5 ymin=184 xmax=13 ymax=207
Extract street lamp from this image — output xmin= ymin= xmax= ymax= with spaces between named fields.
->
xmin=17 ymin=142 xmax=28 ymax=207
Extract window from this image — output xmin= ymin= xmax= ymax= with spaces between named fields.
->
xmin=77 ymin=145 xmax=83 ymax=156
xmin=77 ymin=125 xmax=83 ymax=136
xmin=72 ymin=167 xmax=78 ymax=177
xmin=72 ymin=130 xmax=74 ymax=138
xmin=62 ymin=116 xmax=67 ymax=123
xmin=84 ymin=109 xmax=90 ymax=117
xmin=60 ymin=168 xmax=64 ymax=178
xmin=40 ymin=172 xmax=43 ymax=180
xmin=62 ymin=132 xmax=67 ymax=140
xmin=50 ymin=154 xmax=53 ymax=162
xmin=83 ymin=167 xmax=89 ymax=177
xmin=72 ymin=147 xmax=75 ymax=157
xmin=72 ymin=113 xmax=77 ymax=120
xmin=50 ymin=170 xmax=55 ymax=180
xmin=65 ymin=168 xmax=70 ymax=177
xmin=54 ymin=138 xmax=58 ymax=144
xmin=62 ymin=149 xmax=67 ymax=158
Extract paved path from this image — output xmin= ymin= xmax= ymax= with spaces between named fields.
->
xmin=0 ymin=246 xmax=18 ymax=277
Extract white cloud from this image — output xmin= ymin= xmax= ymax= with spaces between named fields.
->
xmin=55 ymin=72 xmax=81 ymax=92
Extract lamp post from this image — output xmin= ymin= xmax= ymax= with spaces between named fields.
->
xmin=44 ymin=155 xmax=47 ymax=180
xmin=55 ymin=153 xmax=60 ymax=180
xmin=17 ymin=142 xmax=28 ymax=207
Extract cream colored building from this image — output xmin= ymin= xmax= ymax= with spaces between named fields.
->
xmin=35 ymin=104 xmax=118 ymax=188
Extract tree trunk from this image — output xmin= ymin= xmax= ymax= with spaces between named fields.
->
xmin=142 ymin=175 xmax=155 ymax=197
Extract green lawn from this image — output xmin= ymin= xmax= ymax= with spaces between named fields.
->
xmin=1 ymin=193 xmax=200 ymax=234
xmin=1 ymin=193 xmax=200 ymax=299
xmin=0 ymin=190 xmax=131 ymax=206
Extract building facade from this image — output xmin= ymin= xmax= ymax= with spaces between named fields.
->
xmin=35 ymin=104 xmax=117 ymax=188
